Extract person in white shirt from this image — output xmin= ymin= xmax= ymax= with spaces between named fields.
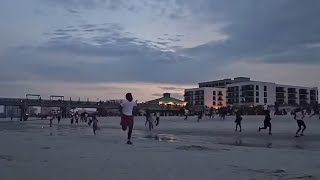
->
xmin=294 ymin=108 xmax=306 ymax=137
xmin=119 ymin=93 xmax=137 ymax=145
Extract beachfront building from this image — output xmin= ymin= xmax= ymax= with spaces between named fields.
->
xmin=139 ymin=93 xmax=187 ymax=115
xmin=184 ymin=87 xmax=227 ymax=109
xmin=194 ymin=77 xmax=318 ymax=107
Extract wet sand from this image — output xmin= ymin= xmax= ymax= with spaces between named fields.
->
xmin=0 ymin=115 xmax=320 ymax=180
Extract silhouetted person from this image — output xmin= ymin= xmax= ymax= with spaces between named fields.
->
xmin=259 ymin=111 xmax=272 ymax=135
xmin=197 ymin=111 xmax=203 ymax=122
xmin=145 ymin=109 xmax=151 ymax=126
xmin=235 ymin=112 xmax=242 ymax=132
xmin=209 ymin=107 xmax=214 ymax=119
xmin=92 ymin=115 xmax=98 ymax=135
xmin=70 ymin=112 xmax=74 ymax=125
xmin=75 ymin=111 xmax=79 ymax=124
xmin=184 ymin=109 xmax=189 ymax=120
xmin=119 ymin=93 xmax=137 ymax=145
xmin=57 ymin=112 xmax=61 ymax=124
xmin=155 ymin=112 xmax=160 ymax=126
xmin=294 ymin=108 xmax=306 ymax=137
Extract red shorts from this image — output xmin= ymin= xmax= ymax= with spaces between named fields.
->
xmin=121 ymin=115 xmax=134 ymax=129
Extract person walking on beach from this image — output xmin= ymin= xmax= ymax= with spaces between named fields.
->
xmin=57 ymin=111 xmax=61 ymax=124
xmin=155 ymin=112 xmax=160 ymax=126
xmin=209 ymin=107 xmax=214 ymax=119
xmin=70 ymin=112 xmax=74 ymax=125
xmin=119 ymin=93 xmax=137 ymax=145
xmin=197 ymin=111 xmax=203 ymax=122
xmin=294 ymin=108 xmax=306 ymax=137
xmin=259 ymin=111 xmax=272 ymax=135
xmin=75 ymin=111 xmax=79 ymax=124
xmin=145 ymin=109 xmax=151 ymax=126
xmin=92 ymin=115 xmax=99 ymax=135
xmin=184 ymin=109 xmax=189 ymax=120
xmin=235 ymin=111 xmax=242 ymax=132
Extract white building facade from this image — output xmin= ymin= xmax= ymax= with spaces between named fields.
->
xmin=184 ymin=87 xmax=227 ymax=109
xmin=193 ymin=77 xmax=318 ymax=107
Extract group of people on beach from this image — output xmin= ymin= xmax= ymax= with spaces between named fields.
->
xmin=47 ymin=92 xmax=320 ymax=144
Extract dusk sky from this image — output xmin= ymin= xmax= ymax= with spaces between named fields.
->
xmin=0 ymin=0 xmax=319 ymax=102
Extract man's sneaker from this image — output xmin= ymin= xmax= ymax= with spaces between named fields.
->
xmin=127 ymin=140 xmax=133 ymax=145
xmin=269 ymin=132 xmax=272 ymax=135
xmin=300 ymin=134 xmax=305 ymax=136
xmin=258 ymin=128 xmax=261 ymax=132
xmin=295 ymin=135 xmax=300 ymax=138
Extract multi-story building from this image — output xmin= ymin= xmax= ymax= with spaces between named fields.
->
xmin=192 ymin=77 xmax=318 ymax=107
xmin=184 ymin=87 xmax=227 ymax=109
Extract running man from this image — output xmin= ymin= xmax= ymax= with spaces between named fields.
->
xmin=259 ymin=111 xmax=272 ymax=135
xmin=119 ymin=93 xmax=137 ymax=145
xmin=294 ymin=108 xmax=306 ymax=137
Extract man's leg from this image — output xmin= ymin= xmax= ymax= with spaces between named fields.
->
xmin=296 ymin=123 xmax=302 ymax=135
xmin=301 ymin=122 xmax=306 ymax=135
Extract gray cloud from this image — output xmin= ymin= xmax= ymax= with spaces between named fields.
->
xmin=158 ymin=86 xmax=184 ymax=91
xmin=176 ymin=0 xmax=320 ymax=64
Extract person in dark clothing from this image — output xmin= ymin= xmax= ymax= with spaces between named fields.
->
xmin=294 ymin=108 xmax=306 ymax=137
xmin=209 ymin=107 xmax=214 ymax=119
xmin=70 ymin=112 xmax=74 ymax=125
xmin=57 ymin=111 xmax=61 ymax=124
xmin=235 ymin=112 xmax=242 ymax=132
xmin=75 ymin=111 xmax=79 ymax=124
xmin=145 ymin=109 xmax=151 ymax=126
xmin=197 ymin=111 xmax=203 ymax=122
xmin=155 ymin=112 xmax=160 ymax=126
xmin=92 ymin=115 xmax=99 ymax=135
xmin=119 ymin=93 xmax=137 ymax=145
xmin=259 ymin=112 xmax=272 ymax=135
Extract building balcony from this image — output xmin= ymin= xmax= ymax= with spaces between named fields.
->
xmin=288 ymin=96 xmax=297 ymax=99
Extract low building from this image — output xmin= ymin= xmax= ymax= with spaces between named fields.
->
xmin=140 ymin=93 xmax=187 ymax=114
xmin=184 ymin=87 xmax=227 ymax=109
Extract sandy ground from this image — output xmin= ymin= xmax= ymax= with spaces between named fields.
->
xmin=0 ymin=115 xmax=320 ymax=180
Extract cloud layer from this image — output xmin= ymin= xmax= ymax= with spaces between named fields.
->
xmin=0 ymin=0 xmax=319 ymax=100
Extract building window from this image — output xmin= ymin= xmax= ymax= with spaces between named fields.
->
xmin=264 ymin=92 xmax=267 ymax=97
xmin=213 ymin=101 xmax=216 ymax=106
xmin=256 ymin=91 xmax=259 ymax=96
xmin=264 ymin=98 xmax=267 ymax=104
xmin=213 ymin=96 xmax=216 ymax=100
xmin=213 ymin=91 xmax=216 ymax=95
xmin=218 ymin=91 xmax=222 ymax=95
xmin=256 ymin=98 xmax=259 ymax=103
xmin=264 ymin=86 xmax=267 ymax=91
xmin=256 ymin=85 xmax=259 ymax=90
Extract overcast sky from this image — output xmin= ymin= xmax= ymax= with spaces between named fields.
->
xmin=0 ymin=0 xmax=319 ymax=102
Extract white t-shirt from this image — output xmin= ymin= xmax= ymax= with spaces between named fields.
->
xmin=121 ymin=100 xmax=137 ymax=116
xmin=295 ymin=111 xmax=305 ymax=120
xmin=263 ymin=104 xmax=268 ymax=110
